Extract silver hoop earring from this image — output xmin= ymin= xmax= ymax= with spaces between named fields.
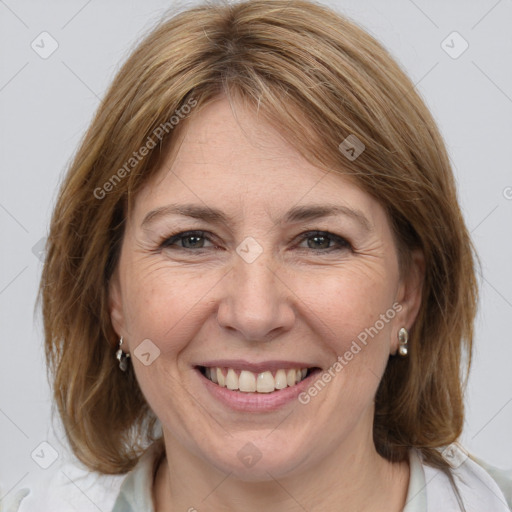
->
xmin=116 ymin=337 xmax=131 ymax=371
xmin=398 ymin=327 xmax=409 ymax=357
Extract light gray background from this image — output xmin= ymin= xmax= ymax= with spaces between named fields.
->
xmin=1 ymin=0 xmax=511 ymax=501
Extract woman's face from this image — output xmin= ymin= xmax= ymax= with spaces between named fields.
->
xmin=110 ymin=97 xmax=423 ymax=480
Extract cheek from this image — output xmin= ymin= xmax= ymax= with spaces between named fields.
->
xmin=293 ymin=263 xmax=398 ymax=403
xmin=295 ymin=270 xmax=397 ymax=418
xmin=297 ymin=263 xmax=398 ymax=345
xmin=120 ymin=257 xmax=221 ymax=353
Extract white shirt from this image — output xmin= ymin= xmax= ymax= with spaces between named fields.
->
xmin=2 ymin=443 xmax=511 ymax=511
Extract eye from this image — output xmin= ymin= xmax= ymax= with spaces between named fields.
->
xmin=295 ymin=231 xmax=352 ymax=252
xmin=159 ymin=230 xmax=215 ymax=250
xmin=157 ymin=230 xmax=352 ymax=253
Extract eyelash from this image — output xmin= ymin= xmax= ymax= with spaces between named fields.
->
xmin=158 ymin=230 xmax=352 ymax=254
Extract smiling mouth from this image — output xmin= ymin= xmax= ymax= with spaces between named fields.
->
xmin=198 ymin=366 xmax=320 ymax=393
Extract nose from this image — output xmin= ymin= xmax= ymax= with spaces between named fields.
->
xmin=216 ymin=247 xmax=296 ymax=342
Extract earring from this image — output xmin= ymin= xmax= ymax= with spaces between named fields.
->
xmin=116 ymin=337 xmax=131 ymax=371
xmin=398 ymin=327 xmax=409 ymax=357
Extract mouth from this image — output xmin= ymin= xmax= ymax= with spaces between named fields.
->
xmin=196 ymin=365 xmax=321 ymax=394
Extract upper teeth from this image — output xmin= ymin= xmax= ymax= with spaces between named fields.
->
xmin=204 ymin=367 xmax=309 ymax=393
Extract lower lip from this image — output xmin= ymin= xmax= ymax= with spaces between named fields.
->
xmin=197 ymin=368 xmax=318 ymax=412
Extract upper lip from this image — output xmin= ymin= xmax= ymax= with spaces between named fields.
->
xmin=196 ymin=359 xmax=319 ymax=373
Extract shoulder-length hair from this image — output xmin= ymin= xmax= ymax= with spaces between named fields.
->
xmin=40 ymin=0 xmax=478 ymax=474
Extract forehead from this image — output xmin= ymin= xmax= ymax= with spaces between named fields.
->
xmin=132 ymin=97 xmax=384 ymax=228
xmin=166 ymin=97 xmax=320 ymax=180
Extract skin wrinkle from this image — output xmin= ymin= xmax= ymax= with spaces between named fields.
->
xmin=109 ymin=97 xmax=422 ymax=512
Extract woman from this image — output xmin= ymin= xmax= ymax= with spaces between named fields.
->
xmin=3 ymin=0 xmax=511 ymax=510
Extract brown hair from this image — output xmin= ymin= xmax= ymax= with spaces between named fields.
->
xmin=40 ymin=0 xmax=478 ymax=474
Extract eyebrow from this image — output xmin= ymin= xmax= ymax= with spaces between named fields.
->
xmin=141 ymin=203 xmax=373 ymax=232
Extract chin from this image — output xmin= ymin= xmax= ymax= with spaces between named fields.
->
xmin=201 ymin=433 xmax=312 ymax=481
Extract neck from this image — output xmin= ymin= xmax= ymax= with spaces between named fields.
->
xmin=153 ymin=430 xmax=410 ymax=512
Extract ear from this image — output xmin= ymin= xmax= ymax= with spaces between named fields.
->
xmin=391 ymin=248 xmax=425 ymax=355
xmin=108 ymin=268 xmax=126 ymax=342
